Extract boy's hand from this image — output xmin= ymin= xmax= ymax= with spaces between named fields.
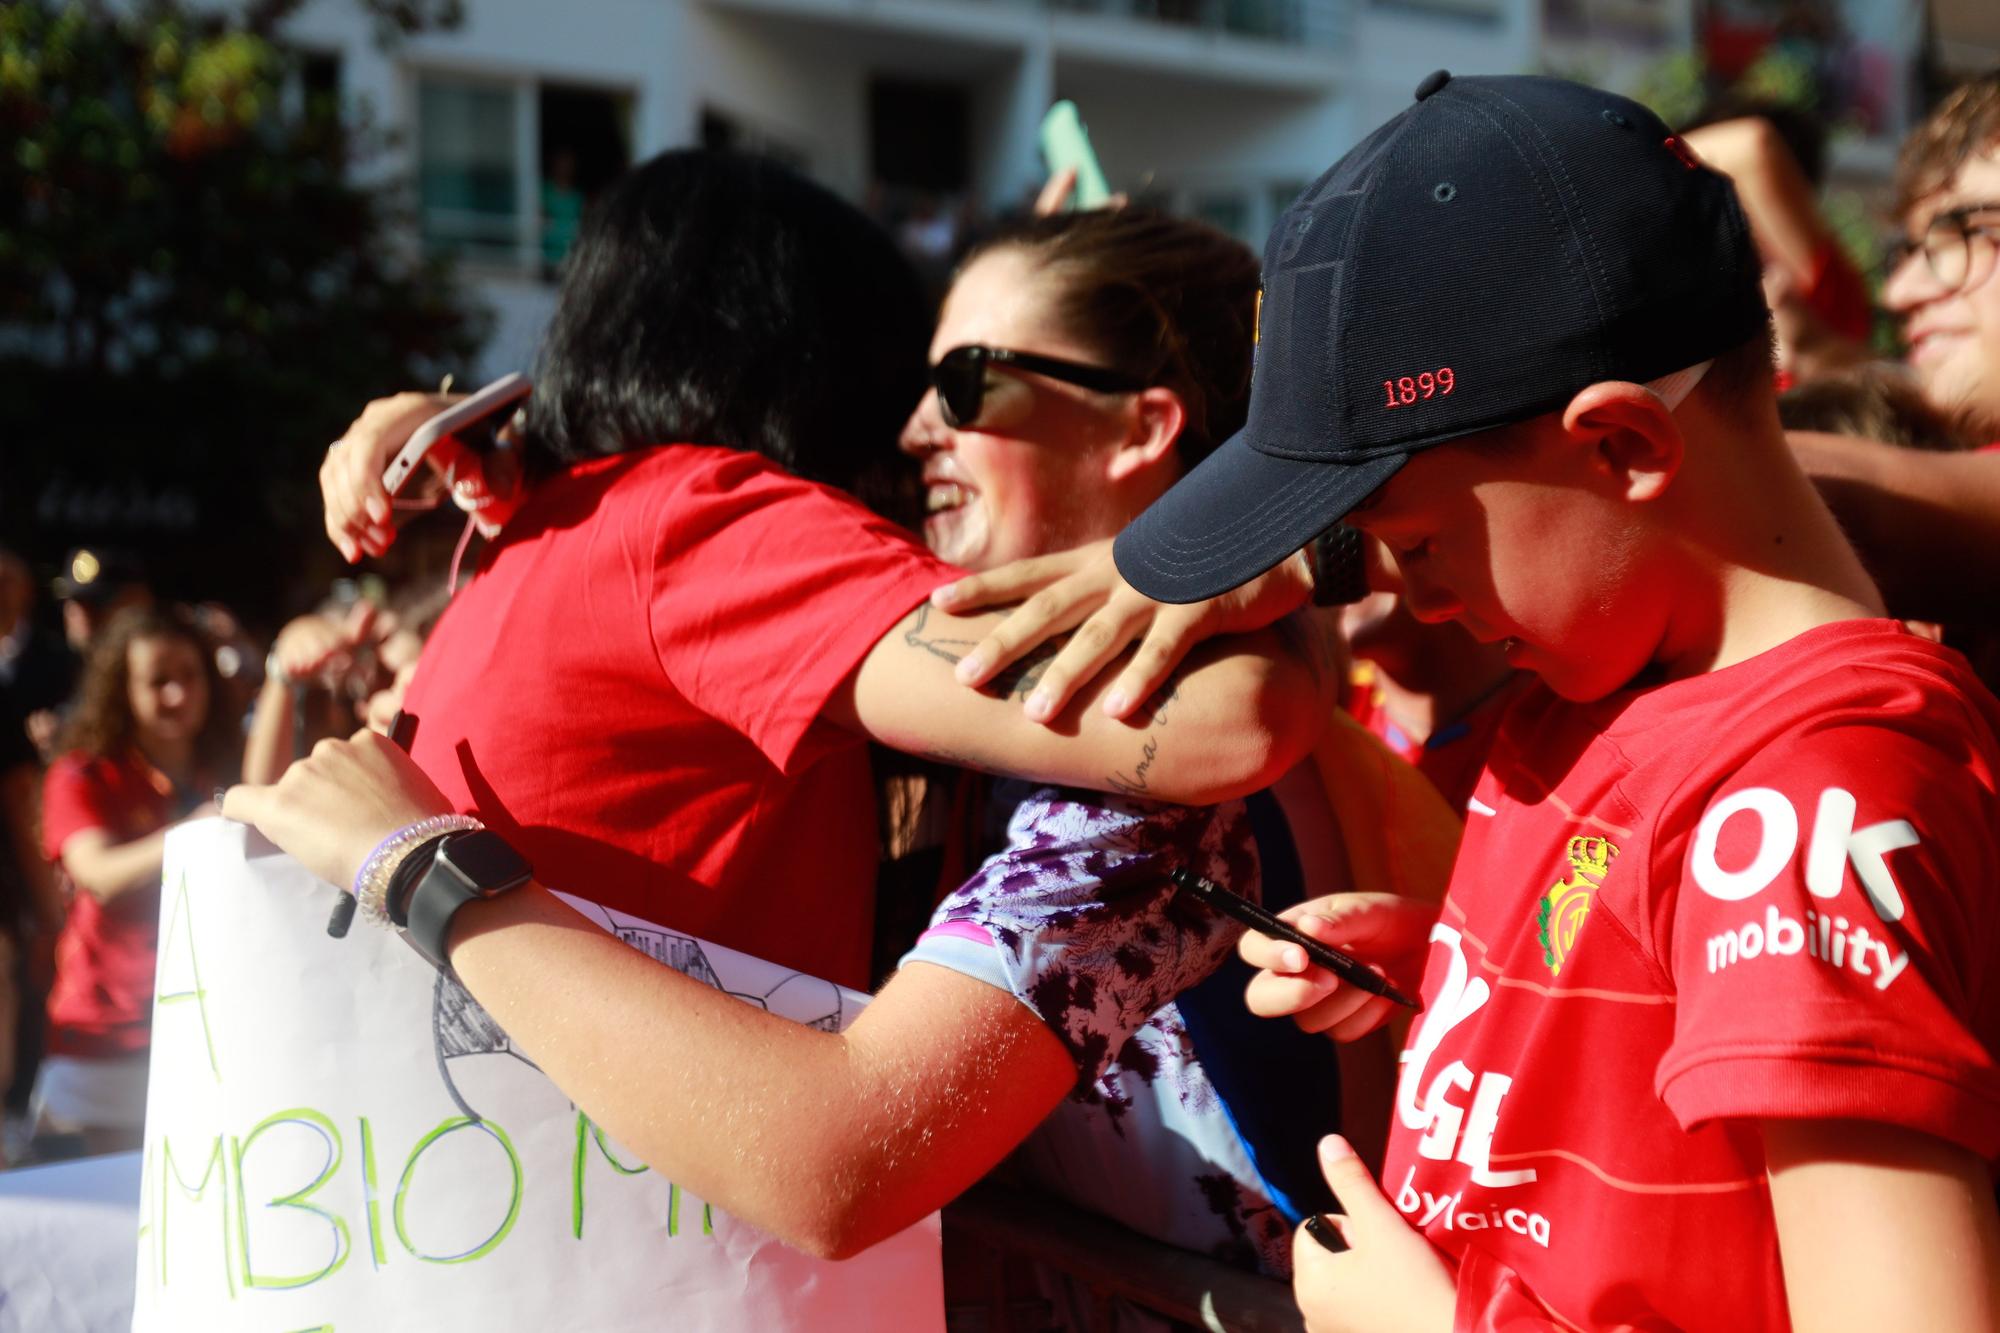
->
xmin=1296 ymin=1135 xmax=1456 ymax=1333
xmin=931 ymin=540 xmax=1314 ymax=724
xmin=1238 ymin=893 xmax=1437 ymax=1041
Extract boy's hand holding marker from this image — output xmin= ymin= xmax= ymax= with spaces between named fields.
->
xmin=1232 ymin=892 xmax=1436 ymax=1043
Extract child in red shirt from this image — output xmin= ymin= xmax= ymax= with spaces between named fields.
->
xmin=1109 ymin=73 xmax=2000 ymax=1331
xmin=35 ymin=607 xmax=234 ymax=1156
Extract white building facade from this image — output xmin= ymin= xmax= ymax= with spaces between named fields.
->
xmin=276 ymin=0 xmax=1586 ymax=374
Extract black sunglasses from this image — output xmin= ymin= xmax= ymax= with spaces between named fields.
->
xmin=930 ymin=344 xmax=1148 ymax=430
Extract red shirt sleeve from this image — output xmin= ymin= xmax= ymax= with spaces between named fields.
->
xmin=41 ymin=753 xmax=123 ymax=862
xmin=1800 ymin=240 xmax=1873 ymax=345
xmin=645 ymin=447 xmax=962 ymax=773
xmin=1655 ymin=721 xmax=2000 ymax=1157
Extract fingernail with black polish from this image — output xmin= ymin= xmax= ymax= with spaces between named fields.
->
xmin=1304 ymin=1213 xmax=1347 ymax=1254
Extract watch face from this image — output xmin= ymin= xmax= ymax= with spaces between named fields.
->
xmin=442 ymin=831 xmax=532 ymax=894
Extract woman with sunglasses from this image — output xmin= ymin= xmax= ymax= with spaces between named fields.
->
xmin=242 ymin=158 xmax=1344 ymax=1273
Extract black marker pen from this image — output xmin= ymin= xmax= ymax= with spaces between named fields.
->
xmin=1170 ymin=866 xmax=1421 ymax=1010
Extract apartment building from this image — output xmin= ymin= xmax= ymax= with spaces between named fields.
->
xmin=280 ymin=0 xmax=1562 ymax=373
xmin=279 ymin=0 xmax=1928 ymax=377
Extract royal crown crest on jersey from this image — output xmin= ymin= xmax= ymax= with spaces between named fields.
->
xmin=1537 ymin=836 xmax=1619 ymax=975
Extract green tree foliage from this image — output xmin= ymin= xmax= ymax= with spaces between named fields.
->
xmin=0 ymin=1 xmax=484 ymax=620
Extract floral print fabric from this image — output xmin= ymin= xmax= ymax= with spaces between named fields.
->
xmin=902 ymin=780 xmax=1294 ymax=1277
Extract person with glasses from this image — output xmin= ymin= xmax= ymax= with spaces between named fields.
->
xmin=1884 ymin=78 xmax=2000 ymax=430
xmin=246 ymin=154 xmax=1347 ymax=1280
xmin=1784 ymin=71 xmax=2000 ymax=627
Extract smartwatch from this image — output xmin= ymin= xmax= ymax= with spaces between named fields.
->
xmin=394 ymin=830 xmax=533 ymax=970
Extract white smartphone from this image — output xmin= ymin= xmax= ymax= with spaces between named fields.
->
xmin=381 ymin=372 xmax=533 ymax=506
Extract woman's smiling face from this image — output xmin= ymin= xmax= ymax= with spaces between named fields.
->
xmin=898 ymin=247 xmax=1139 ymax=571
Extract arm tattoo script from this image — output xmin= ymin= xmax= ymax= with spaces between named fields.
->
xmin=1104 ymin=675 xmax=1183 ymax=797
xmin=902 ymin=603 xmax=1061 ymax=701
xmin=899 ymin=604 xmax=1185 ymax=796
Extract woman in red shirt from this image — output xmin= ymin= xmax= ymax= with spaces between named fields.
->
xmin=35 ymin=606 xmax=238 ymax=1157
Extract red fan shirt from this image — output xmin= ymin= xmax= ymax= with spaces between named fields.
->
xmin=402 ymin=445 xmax=959 ymax=990
xmin=42 ymin=750 xmax=178 ymax=1057
xmin=1381 ymin=619 xmax=2000 ymax=1331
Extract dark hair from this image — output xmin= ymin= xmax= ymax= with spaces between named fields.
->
xmin=57 ymin=605 xmax=238 ymax=784
xmin=965 ymin=209 xmax=1261 ymax=468
xmin=1778 ymin=364 xmax=1973 ymax=452
xmin=1699 ymin=322 xmax=1781 ymax=406
xmin=517 ymin=149 xmax=932 ymax=522
xmin=1895 ymin=71 xmax=2000 ymax=217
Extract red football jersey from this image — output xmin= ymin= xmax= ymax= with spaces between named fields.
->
xmin=402 ymin=444 xmax=958 ymax=990
xmin=1381 ymin=620 xmax=2000 ymax=1330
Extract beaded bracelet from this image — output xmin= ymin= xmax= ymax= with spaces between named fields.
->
xmin=351 ymin=815 xmax=484 ymax=928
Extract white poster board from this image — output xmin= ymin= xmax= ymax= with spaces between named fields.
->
xmin=135 ymin=819 xmax=943 ymax=1332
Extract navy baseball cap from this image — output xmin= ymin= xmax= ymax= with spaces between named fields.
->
xmin=1115 ymin=72 xmax=1768 ymax=603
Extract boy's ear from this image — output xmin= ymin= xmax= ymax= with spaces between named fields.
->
xmin=1560 ymin=382 xmax=1683 ymax=503
xmin=1105 ymin=387 xmax=1187 ymax=483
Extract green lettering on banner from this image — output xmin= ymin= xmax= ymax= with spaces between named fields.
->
xmin=159 ymin=1133 xmax=235 ymax=1299
xmin=666 ymin=1182 xmax=713 ymax=1239
xmin=230 ymin=1108 xmax=351 ymax=1290
xmin=136 ymin=1143 xmax=153 ymax=1288
xmin=394 ymin=1117 xmax=524 ymax=1264
xmin=358 ymin=1116 xmax=386 ymax=1269
xmin=155 ymin=872 xmax=221 ymax=1080
xmin=571 ymin=1113 xmax=649 ymax=1239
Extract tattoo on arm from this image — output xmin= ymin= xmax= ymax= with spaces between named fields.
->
xmin=1104 ymin=671 xmax=1185 ymax=796
xmin=902 ymin=603 xmax=1064 ymax=701
xmin=898 ymin=605 xmax=1186 ymax=795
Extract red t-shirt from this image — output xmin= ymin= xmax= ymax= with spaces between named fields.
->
xmin=1382 ymin=620 xmax=2000 ymax=1331
xmin=400 ymin=445 xmax=959 ymax=990
xmin=42 ymin=750 xmax=177 ymax=1058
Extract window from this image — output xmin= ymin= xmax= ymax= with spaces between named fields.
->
xmin=539 ymin=84 xmax=632 ymax=270
xmin=1368 ymin=0 xmax=1502 ymax=23
xmin=419 ymin=77 xmax=521 ymax=266
xmin=416 ymin=73 xmax=631 ymax=276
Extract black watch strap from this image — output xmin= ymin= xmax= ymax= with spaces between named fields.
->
xmin=403 ymin=830 xmax=533 ymax=970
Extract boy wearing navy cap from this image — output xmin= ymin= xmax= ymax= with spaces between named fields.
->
xmin=1117 ymin=74 xmax=2000 ymax=1330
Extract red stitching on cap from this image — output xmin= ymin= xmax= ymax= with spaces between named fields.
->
xmin=1381 ymin=367 xmax=1454 ymax=409
xmin=1663 ymin=135 xmax=1701 ymax=170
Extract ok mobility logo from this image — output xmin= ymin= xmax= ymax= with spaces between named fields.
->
xmin=1693 ymin=786 xmax=1915 ymax=990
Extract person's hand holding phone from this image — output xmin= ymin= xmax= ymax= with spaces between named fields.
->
xmin=322 ymin=391 xmax=462 ymax=562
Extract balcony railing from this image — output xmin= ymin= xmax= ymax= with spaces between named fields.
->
xmin=1030 ymin=0 xmax=1349 ymax=49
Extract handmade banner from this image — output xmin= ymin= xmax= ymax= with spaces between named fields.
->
xmin=134 ymin=819 xmax=943 ymax=1332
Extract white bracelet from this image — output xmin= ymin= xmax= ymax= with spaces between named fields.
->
xmin=352 ymin=815 xmax=485 ymax=927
